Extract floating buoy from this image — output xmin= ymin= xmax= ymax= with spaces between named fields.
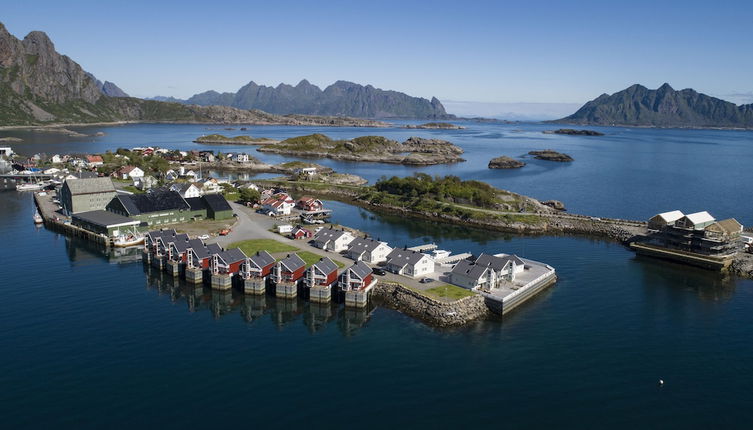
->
xmin=658 ymin=379 xmax=664 ymax=386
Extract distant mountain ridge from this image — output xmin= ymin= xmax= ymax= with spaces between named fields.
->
xmin=152 ymin=79 xmax=451 ymax=119
xmin=0 ymin=22 xmax=385 ymax=127
xmin=556 ymin=83 xmax=753 ymax=128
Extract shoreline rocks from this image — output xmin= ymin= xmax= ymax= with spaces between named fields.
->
xmin=488 ymin=156 xmax=525 ymax=169
xmin=544 ymin=128 xmax=604 ymax=136
xmin=258 ymin=134 xmax=465 ymax=166
xmin=405 ymin=122 xmax=466 ymax=130
xmin=194 ymin=134 xmax=279 ymax=145
xmin=542 ymin=200 xmax=566 ymax=211
xmin=529 ymin=150 xmax=574 ymax=162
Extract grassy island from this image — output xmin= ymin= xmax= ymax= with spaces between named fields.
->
xmin=194 ymin=134 xmax=278 ymax=144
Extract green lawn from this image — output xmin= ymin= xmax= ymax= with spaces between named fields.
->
xmin=296 ymin=251 xmax=346 ymax=268
xmin=228 ymin=239 xmax=298 ymax=255
xmin=423 ymin=284 xmax=476 ymax=300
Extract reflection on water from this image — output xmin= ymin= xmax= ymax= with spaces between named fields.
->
xmin=142 ymin=265 xmax=374 ymax=335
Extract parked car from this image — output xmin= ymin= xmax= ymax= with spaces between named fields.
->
xmin=373 ymin=268 xmax=386 ymax=276
xmin=419 ymin=277 xmax=434 ymax=284
xmin=197 ymin=234 xmax=210 ymax=240
xmin=219 ymin=229 xmax=231 ymax=236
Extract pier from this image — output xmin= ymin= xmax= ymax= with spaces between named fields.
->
xmin=630 ymin=242 xmax=734 ymax=270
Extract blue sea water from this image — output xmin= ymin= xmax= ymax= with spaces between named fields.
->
xmin=4 ymin=121 xmax=753 ymax=223
xmin=2 ymin=123 xmax=753 ymax=428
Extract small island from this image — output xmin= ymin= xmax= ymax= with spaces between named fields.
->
xmin=405 ymin=122 xmax=466 ymax=130
xmin=529 ymin=150 xmax=574 ymax=162
xmin=257 ymin=134 xmax=465 ymax=165
xmin=543 ymin=128 xmax=604 ymax=136
xmin=488 ymin=156 xmax=525 ymax=169
xmin=0 ymin=136 xmax=23 ymax=142
xmin=194 ymin=134 xmax=279 ymax=145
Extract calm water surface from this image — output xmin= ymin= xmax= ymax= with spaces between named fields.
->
xmin=4 ymin=121 xmax=753 ymax=223
xmin=2 ymin=191 xmax=753 ymax=428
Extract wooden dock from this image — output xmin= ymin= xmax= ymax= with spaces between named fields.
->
xmin=630 ymin=242 xmax=734 ymax=270
xmin=33 ymin=192 xmax=111 ymax=247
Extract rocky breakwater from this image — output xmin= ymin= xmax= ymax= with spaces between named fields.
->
xmin=405 ymin=122 xmax=466 ymax=130
xmin=488 ymin=156 xmax=525 ymax=169
xmin=257 ymin=134 xmax=465 ymax=165
xmin=730 ymin=253 xmax=753 ymax=278
xmin=193 ymin=134 xmax=279 ymax=145
xmin=529 ymin=150 xmax=574 ymax=162
xmin=372 ymin=282 xmax=491 ymax=327
xmin=543 ymin=128 xmax=604 ymax=136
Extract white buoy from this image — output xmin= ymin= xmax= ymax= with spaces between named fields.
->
xmin=658 ymin=379 xmax=664 ymax=386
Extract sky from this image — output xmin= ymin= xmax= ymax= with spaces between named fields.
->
xmin=4 ymin=0 xmax=753 ymax=118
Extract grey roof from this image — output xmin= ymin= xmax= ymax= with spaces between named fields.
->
xmin=184 ymin=197 xmax=206 ymax=211
xmin=114 ymin=189 xmax=190 ymax=215
xmin=64 ymin=177 xmax=115 ymax=195
xmin=312 ymin=257 xmax=339 ymax=274
xmin=386 ymin=248 xmax=429 ymax=267
xmin=347 ymin=237 xmax=386 ymax=255
xmin=187 ymin=239 xmax=210 ymax=260
xmin=217 ymin=248 xmax=247 ymax=265
xmin=347 ymin=260 xmax=372 ymax=280
xmin=313 ymin=228 xmax=348 ymax=245
xmin=249 ymin=250 xmax=275 ymax=269
xmin=206 ymin=243 xmax=223 ymax=255
xmin=279 ymin=253 xmax=305 ymax=271
xmin=451 ymin=258 xmax=493 ymax=282
xmin=475 ymin=253 xmax=524 ymax=271
xmin=72 ymin=210 xmax=138 ymax=227
xmin=171 ymin=240 xmax=190 ymax=254
xmin=147 ymin=228 xmax=177 ymax=244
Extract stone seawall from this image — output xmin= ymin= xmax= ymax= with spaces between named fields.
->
xmin=371 ymin=282 xmax=491 ymax=327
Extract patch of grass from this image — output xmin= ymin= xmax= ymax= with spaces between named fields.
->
xmin=424 ymin=284 xmax=476 ymax=300
xmin=296 ymin=251 xmax=346 ymax=268
xmin=121 ymin=185 xmax=145 ymax=194
xmin=228 ymin=239 xmax=298 ymax=255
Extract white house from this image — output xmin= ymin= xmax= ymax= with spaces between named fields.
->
xmin=115 ymin=166 xmax=145 ymax=180
xmin=51 ymin=154 xmax=63 ymax=164
xmin=235 ymin=153 xmax=250 ymax=163
xmin=164 ymin=169 xmax=179 ymax=181
xmin=170 ymin=182 xmax=202 ymax=198
xmin=134 ymin=175 xmax=158 ymax=190
xmin=197 ymin=178 xmax=223 ymax=195
xmin=346 ymin=237 xmax=393 ymax=264
xmin=277 ymin=224 xmax=293 ymax=234
xmin=0 ymin=147 xmax=14 ymax=158
xmin=449 ymin=253 xmax=525 ymax=290
xmin=312 ymin=228 xmax=355 ymax=252
xmin=261 ymin=193 xmax=295 ymax=216
xmin=385 ymin=248 xmax=434 ymax=278
xmin=295 ymin=167 xmax=317 ymax=176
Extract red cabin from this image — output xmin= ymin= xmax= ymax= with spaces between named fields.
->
xmin=240 ymin=251 xmax=276 ymax=279
xmin=273 ymin=253 xmax=306 ymax=284
xmin=339 ymin=260 xmax=374 ymax=291
xmin=306 ymin=257 xmax=339 ymax=287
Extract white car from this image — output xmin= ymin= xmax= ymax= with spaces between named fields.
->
xmin=197 ymin=234 xmax=210 ymax=240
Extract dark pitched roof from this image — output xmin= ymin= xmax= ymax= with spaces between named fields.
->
xmin=187 ymin=239 xmax=210 ymax=260
xmin=206 ymin=243 xmax=223 ymax=255
xmin=116 ymin=189 xmax=190 ymax=215
xmin=279 ymin=253 xmax=305 ymax=271
xmin=348 ymin=260 xmax=372 ymax=280
xmin=217 ymin=248 xmax=246 ymax=264
xmin=203 ymin=193 xmax=232 ymax=212
xmin=72 ymin=210 xmax=139 ymax=227
xmin=450 ymin=259 xmax=493 ymax=282
xmin=386 ymin=248 xmax=429 ymax=267
xmin=185 ymin=197 xmax=207 ymax=211
xmin=312 ymin=257 xmax=339 ymax=274
xmin=347 ymin=237 xmax=387 ymax=255
xmin=475 ymin=253 xmax=524 ymax=271
xmin=250 ymin=250 xmax=275 ymax=268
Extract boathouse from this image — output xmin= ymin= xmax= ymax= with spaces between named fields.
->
xmin=643 ymin=210 xmax=743 ymax=256
xmin=71 ymin=210 xmax=140 ymax=238
xmin=312 ymin=228 xmax=355 ymax=252
xmin=60 ymin=177 xmax=117 ymax=215
xmin=385 ymin=248 xmax=434 ymax=278
xmin=346 ymin=237 xmax=392 ymax=264
xmin=240 ymin=251 xmax=276 ymax=278
xmin=675 ymin=211 xmax=716 ymax=230
xmin=648 ymin=210 xmax=684 ymax=230
xmin=273 ymin=253 xmax=306 ymax=284
xmin=211 ymin=248 xmax=247 ymax=275
xmin=306 ymin=257 xmax=339 ymax=288
xmin=339 ymin=261 xmax=374 ymax=291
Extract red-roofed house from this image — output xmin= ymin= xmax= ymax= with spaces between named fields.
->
xmin=262 ymin=192 xmax=295 ymax=216
xmin=296 ymin=196 xmax=323 ymax=212
xmin=86 ymin=155 xmax=104 ymax=167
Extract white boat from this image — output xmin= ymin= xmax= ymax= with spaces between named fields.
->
xmin=16 ymin=182 xmax=44 ymax=191
xmin=113 ymin=233 xmax=145 ymax=247
xmin=33 ymin=211 xmax=43 ymax=224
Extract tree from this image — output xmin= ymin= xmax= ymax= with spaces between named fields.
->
xmin=239 ymin=187 xmax=261 ymax=204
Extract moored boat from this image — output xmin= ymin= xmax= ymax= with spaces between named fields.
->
xmin=33 ymin=211 xmax=43 ymax=224
xmin=113 ymin=233 xmax=145 ymax=247
xmin=16 ymin=182 xmax=44 ymax=192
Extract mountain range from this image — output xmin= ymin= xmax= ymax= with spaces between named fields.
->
xmin=556 ymin=83 xmax=753 ymax=128
xmin=151 ymin=79 xmax=451 ymax=119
